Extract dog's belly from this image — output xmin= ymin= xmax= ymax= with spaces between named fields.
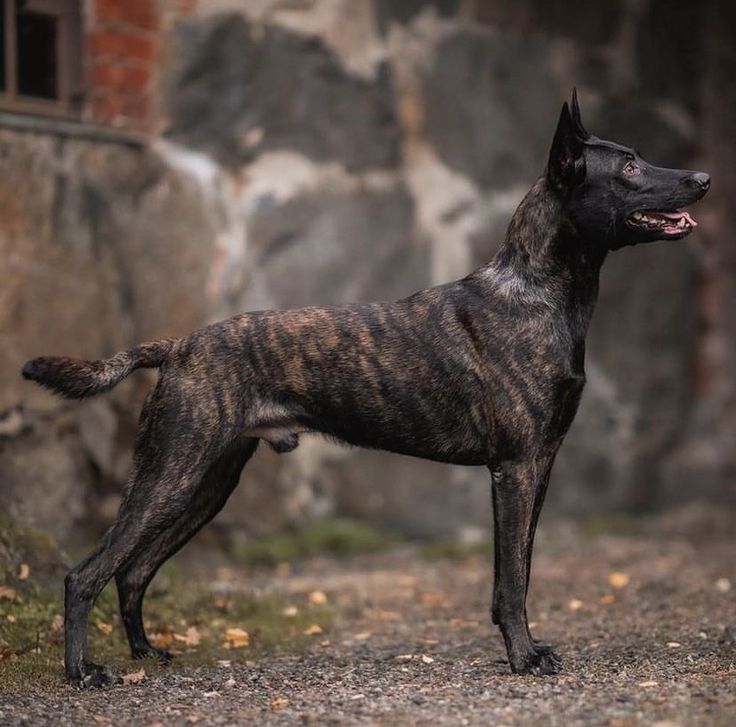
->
xmin=244 ymin=406 xmax=488 ymax=466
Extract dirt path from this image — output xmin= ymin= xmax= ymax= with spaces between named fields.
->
xmin=2 ymin=519 xmax=735 ymax=726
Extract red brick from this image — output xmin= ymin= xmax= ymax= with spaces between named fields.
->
xmin=89 ymin=90 xmax=152 ymax=130
xmin=94 ymin=0 xmax=158 ymax=31
xmin=88 ymin=29 xmax=158 ymax=63
xmin=89 ymin=62 xmax=152 ymax=94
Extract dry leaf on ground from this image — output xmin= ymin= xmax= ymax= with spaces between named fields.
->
xmin=281 ymin=606 xmax=298 ymax=617
xmin=0 ymin=586 xmax=17 ymax=600
xmin=150 ymin=632 xmax=174 ymax=648
xmin=308 ymin=590 xmax=328 ymax=605
xmin=270 ymin=697 xmax=289 ymax=710
xmin=96 ymin=621 xmax=113 ymax=635
xmin=303 ymin=624 xmax=323 ymax=635
xmin=18 ymin=563 xmax=30 ymax=580
xmin=51 ymin=614 xmax=63 ymax=631
xmin=568 ymin=599 xmax=584 ymax=611
xmin=608 ymin=572 xmax=630 ymax=589
xmin=122 ymin=669 xmax=146 ymax=685
xmin=174 ymin=626 xmax=201 ymax=646
xmin=223 ymin=628 xmax=250 ymax=648
xmin=363 ymin=608 xmax=401 ymax=621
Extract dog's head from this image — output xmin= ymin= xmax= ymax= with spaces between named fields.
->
xmin=546 ymin=90 xmax=710 ymax=250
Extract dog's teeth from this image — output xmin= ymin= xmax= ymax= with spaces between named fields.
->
xmin=678 ymin=217 xmax=686 ymax=228
xmin=633 ymin=212 xmax=643 ymax=220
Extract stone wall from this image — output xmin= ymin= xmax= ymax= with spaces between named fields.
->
xmin=1 ymin=0 xmax=734 ymax=545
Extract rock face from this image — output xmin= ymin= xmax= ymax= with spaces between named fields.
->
xmin=1 ymin=0 xmax=734 ymax=545
xmin=164 ymin=14 xmax=400 ymax=171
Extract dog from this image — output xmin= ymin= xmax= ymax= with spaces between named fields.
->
xmin=22 ymin=90 xmax=710 ymax=686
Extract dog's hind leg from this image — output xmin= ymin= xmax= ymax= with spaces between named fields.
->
xmin=63 ymin=381 xmax=237 ymax=687
xmin=115 ymin=436 xmax=259 ymax=660
xmin=490 ymin=458 xmax=561 ymax=676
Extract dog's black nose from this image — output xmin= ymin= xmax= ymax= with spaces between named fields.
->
xmin=692 ymin=172 xmax=710 ymax=191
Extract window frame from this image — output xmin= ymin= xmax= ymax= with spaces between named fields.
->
xmin=1 ymin=0 xmax=82 ymax=119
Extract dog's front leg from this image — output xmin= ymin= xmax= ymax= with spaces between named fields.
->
xmin=490 ymin=460 xmax=561 ymax=676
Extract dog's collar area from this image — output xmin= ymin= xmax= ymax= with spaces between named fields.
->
xmin=626 ymin=209 xmax=697 ymax=237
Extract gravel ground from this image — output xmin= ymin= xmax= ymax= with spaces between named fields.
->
xmin=2 ymin=516 xmax=735 ymax=726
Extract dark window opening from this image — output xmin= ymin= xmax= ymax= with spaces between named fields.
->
xmin=17 ymin=11 xmax=57 ymax=99
xmin=0 ymin=0 xmax=82 ymax=117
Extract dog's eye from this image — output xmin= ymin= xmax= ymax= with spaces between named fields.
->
xmin=623 ymin=161 xmax=641 ymax=176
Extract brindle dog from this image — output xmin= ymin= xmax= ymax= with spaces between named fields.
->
xmin=23 ymin=91 xmax=710 ymax=686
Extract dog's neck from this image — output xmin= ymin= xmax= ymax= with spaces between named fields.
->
xmin=477 ymin=177 xmax=607 ymax=336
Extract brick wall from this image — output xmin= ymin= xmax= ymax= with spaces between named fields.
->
xmin=84 ymin=0 xmax=165 ymax=132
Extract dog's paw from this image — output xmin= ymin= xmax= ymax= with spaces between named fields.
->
xmin=70 ymin=662 xmax=120 ymax=689
xmin=511 ymin=649 xmax=562 ymax=676
xmin=131 ymin=645 xmax=173 ymax=662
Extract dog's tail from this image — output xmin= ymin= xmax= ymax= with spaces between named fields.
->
xmin=21 ymin=339 xmax=177 ymax=399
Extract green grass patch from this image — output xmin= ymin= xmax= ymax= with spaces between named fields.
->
xmin=419 ymin=539 xmax=492 ymax=561
xmin=230 ymin=517 xmax=395 ymax=568
xmin=0 ymin=562 xmax=333 ymax=693
xmin=580 ymin=512 xmax=646 ymax=538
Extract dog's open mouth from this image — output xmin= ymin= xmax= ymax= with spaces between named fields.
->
xmin=626 ymin=210 xmax=697 ymax=237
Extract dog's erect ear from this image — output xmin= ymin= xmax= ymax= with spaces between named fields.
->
xmin=547 ymin=101 xmax=585 ymax=193
xmin=570 ymin=87 xmax=589 ymax=140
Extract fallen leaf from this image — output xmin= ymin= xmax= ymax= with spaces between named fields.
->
xmin=608 ymin=572 xmax=630 ymax=589
xmin=364 ymin=608 xmax=401 ymax=621
xmin=568 ymin=599 xmax=584 ymax=611
xmin=715 ymin=578 xmax=731 ymax=593
xmin=600 ymin=594 xmax=615 ymax=605
xmin=223 ymin=628 xmax=250 ymax=648
xmin=51 ymin=614 xmax=63 ymax=631
xmin=122 ymin=668 xmax=146 ymax=685
xmin=174 ymin=626 xmax=201 ymax=646
xmin=217 ymin=660 xmax=231 ymax=668
xmin=395 ymin=654 xmax=413 ymax=661
xmin=96 ymin=621 xmax=113 ymax=635
xmin=0 ymin=586 xmax=17 ymax=600
xmin=353 ymin=631 xmax=371 ymax=641
xmin=303 ymin=624 xmax=323 ymax=636
xmin=270 ymin=697 xmax=289 ymax=710
xmin=638 ymin=680 xmax=659 ymax=688
xmin=281 ymin=606 xmax=298 ymax=617
xmin=308 ymin=590 xmax=328 ymax=605
xmin=421 ymin=592 xmax=448 ymax=607
xmin=18 ymin=563 xmax=30 ymax=581
xmin=6 ymin=614 xmax=16 ymax=623
xmin=421 ymin=654 xmax=435 ymax=664
xmin=150 ymin=632 xmax=174 ymax=648
xmin=666 ymin=642 xmax=682 ymax=648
